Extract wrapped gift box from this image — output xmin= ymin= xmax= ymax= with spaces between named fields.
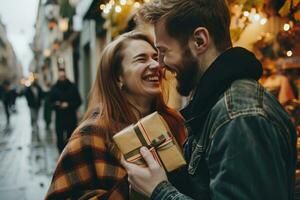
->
xmin=113 ymin=111 xmax=186 ymax=172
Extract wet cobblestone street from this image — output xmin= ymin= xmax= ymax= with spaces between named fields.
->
xmin=0 ymin=98 xmax=58 ymax=200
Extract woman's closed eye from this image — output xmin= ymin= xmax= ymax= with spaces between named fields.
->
xmin=136 ymin=58 xmax=147 ymax=63
xmin=132 ymin=53 xmax=148 ymax=63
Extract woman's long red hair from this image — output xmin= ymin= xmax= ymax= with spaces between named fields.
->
xmin=81 ymin=31 xmax=186 ymax=152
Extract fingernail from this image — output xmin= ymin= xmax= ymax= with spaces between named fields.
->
xmin=140 ymin=147 xmax=147 ymax=154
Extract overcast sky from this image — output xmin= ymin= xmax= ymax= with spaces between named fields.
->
xmin=0 ymin=0 xmax=39 ymax=76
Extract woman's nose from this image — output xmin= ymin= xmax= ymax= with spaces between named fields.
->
xmin=149 ymin=59 xmax=160 ymax=70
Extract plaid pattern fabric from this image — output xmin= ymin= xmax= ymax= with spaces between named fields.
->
xmin=45 ymin=114 xmax=129 ymax=200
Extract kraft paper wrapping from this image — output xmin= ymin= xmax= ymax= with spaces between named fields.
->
xmin=113 ymin=112 xmax=186 ymax=172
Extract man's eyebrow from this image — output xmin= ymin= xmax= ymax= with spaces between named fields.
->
xmin=155 ymin=45 xmax=166 ymax=51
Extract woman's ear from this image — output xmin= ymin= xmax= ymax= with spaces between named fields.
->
xmin=117 ymin=76 xmax=125 ymax=90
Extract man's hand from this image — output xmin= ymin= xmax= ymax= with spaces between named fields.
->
xmin=121 ymin=147 xmax=168 ymax=197
xmin=60 ymin=102 xmax=69 ymax=109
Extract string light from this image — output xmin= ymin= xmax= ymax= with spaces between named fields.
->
xmin=100 ymin=4 xmax=105 ymax=10
xmin=134 ymin=2 xmax=141 ymax=8
xmin=260 ymin=18 xmax=267 ymax=25
xmin=106 ymin=3 xmax=112 ymax=10
xmin=115 ymin=5 xmax=122 ymax=13
xmin=109 ymin=0 xmax=115 ymax=5
xmin=240 ymin=10 xmax=267 ymax=27
xmin=120 ymin=0 xmax=127 ymax=5
xmin=287 ymin=50 xmax=293 ymax=57
xmin=100 ymin=0 xmax=146 ymax=15
xmin=103 ymin=8 xmax=110 ymax=14
xmin=283 ymin=23 xmax=290 ymax=31
xmin=243 ymin=11 xmax=250 ymax=17
xmin=254 ymin=13 xmax=260 ymax=21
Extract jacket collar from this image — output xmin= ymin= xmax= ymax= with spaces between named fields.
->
xmin=181 ymin=47 xmax=262 ymax=134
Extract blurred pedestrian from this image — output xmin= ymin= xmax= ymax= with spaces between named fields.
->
xmin=10 ymin=85 xmax=18 ymax=113
xmin=49 ymin=68 xmax=81 ymax=153
xmin=24 ymin=78 xmax=43 ymax=143
xmin=45 ymin=31 xmax=186 ymax=200
xmin=1 ymin=80 xmax=13 ymax=128
xmin=43 ymin=82 xmax=52 ymax=131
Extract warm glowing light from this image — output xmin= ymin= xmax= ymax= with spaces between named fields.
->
xmin=243 ymin=11 xmax=250 ymax=17
xmin=134 ymin=2 xmax=141 ymax=8
xmin=257 ymin=36 xmax=262 ymax=40
xmin=254 ymin=14 xmax=260 ymax=21
xmin=283 ymin=23 xmax=290 ymax=31
xmin=106 ymin=4 xmax=112 ymax=10
xmin=100 ymin=4 xmax=105 ymax=10
xmin=103 ymin=8 xmax=110 ymax=14
xmin=260 ymin=18 xmax=267 ymax=25
xmin=120 ymin=0 xmax=127 ymax=5
xmin=43 ymin=49 xmax=51 ymax=57
xmin=115 ymin=5 xmax=122 ymax=13
xmin=287 ymin=50 xmax=293 ymax=57
xmin=109 ymin=0 xmax=115 ymax=5
xmin=59 ymin=18 xmax=69 ymax=32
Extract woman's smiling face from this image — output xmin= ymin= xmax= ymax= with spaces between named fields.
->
xmin=120 ymin=39 xmax=162 ymax=98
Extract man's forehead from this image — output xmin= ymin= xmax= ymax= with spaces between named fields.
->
xmin=154 ymin=39 xmax=166 ymax=50
xmin=154 ymin=22 xmax=168 ymax=49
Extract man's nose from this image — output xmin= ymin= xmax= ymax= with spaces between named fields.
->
xmin=158 ymin=54 xmax=164 ymax=67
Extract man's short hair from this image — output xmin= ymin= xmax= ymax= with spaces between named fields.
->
xmin=139 ymin=0 xmax=232 ymax=52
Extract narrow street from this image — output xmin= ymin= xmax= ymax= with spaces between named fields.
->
xmin=0 ymin=97 xmax=58 ymax=200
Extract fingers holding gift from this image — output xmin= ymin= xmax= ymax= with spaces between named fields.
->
xmin=140 ymin=146 xmax=160 ymax=170
xmin=121 ymin=146 xmax=168 ymax=197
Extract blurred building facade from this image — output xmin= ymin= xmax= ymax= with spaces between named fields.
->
xmin=31 ymin=0 xmax=71 ymax=89
xmin=0 ymin=18 xmax=22 ymax=84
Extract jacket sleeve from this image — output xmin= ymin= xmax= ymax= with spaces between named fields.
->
xmin=151 ymin=115 xmax=295 ymax=200
xmin=207 ymin=115 xmax=294 ymax=200
xmin=151 ymin=181 xmax=194 ymax=200
xmin=45 ymin=128 xmax=128 ymax=200
xmin=67 ymin=85 xmax=81 ymax=110
xmin=48 ymin=87 xmax=60 ymax=109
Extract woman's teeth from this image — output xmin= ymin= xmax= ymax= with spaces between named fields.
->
xmin=147 ymin=76 xmax=159 ymax=81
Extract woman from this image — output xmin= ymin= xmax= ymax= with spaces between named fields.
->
xmin=45 ymin=31 xmax=186 ymax=200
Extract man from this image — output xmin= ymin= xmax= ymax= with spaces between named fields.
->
xmin=50 ymin=68 xmax=81 ymax=152
xmin=43 ymin=82 xmax=52 ymax=131
xmin=1 ymin=80 xmax=13 ymax=127
xmin=24 ymin=78 xmax=43 ymax=142
xmin=121 ymin=0 xmax=297 ymax=199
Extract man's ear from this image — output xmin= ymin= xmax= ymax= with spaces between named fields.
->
xmin=190 ymin=27 xmax=210 ymax=54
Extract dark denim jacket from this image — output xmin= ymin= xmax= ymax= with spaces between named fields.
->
xmin=151 ymin=79 xmax=297 ymax=200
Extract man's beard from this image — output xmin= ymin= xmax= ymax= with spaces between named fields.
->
xmin=176 ymin=48 xmax=200 ymax=96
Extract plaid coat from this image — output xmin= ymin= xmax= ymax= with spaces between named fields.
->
xmin=45 ymin=111 xmax=129 ymax=200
